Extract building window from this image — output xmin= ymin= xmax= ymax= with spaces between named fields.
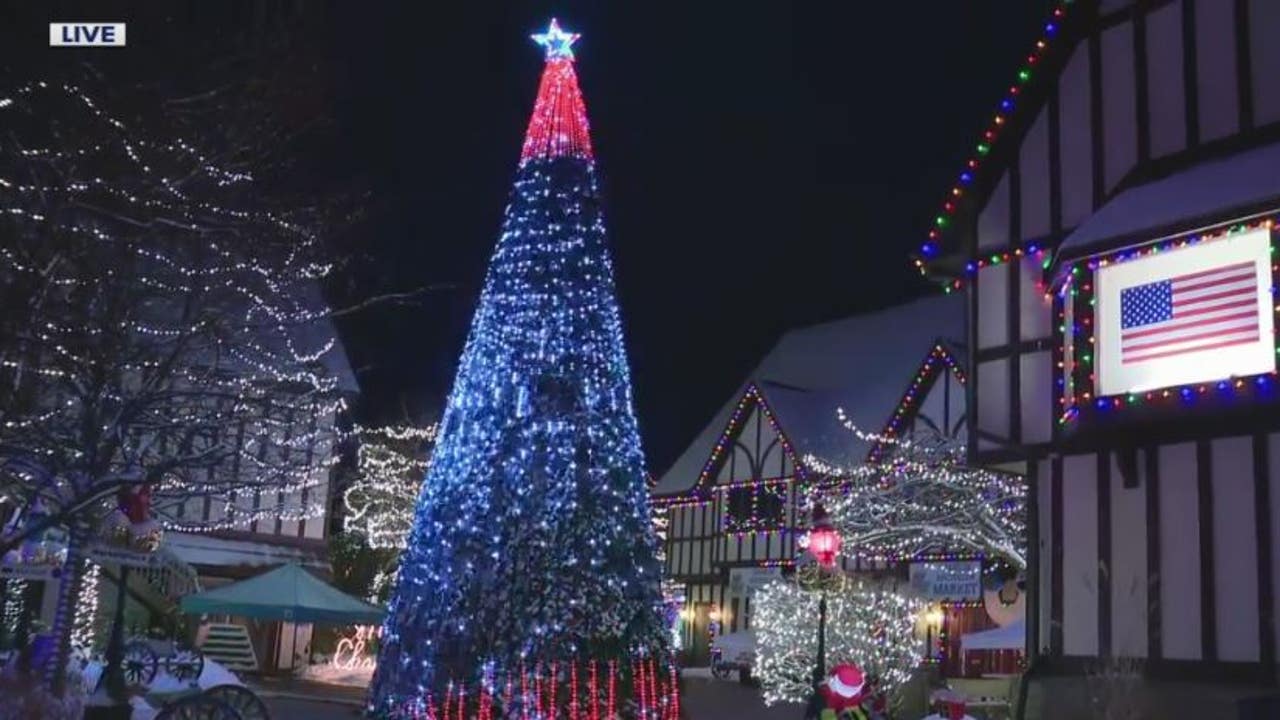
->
xmin=724 ymin=481 xmax=786 ymax=532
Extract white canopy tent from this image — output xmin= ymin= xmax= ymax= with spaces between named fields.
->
xmin=959 ymin=620 xmax=1025 ymax=654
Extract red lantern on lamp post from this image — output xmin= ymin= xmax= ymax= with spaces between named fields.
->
xmin=806 ymin=504 xmax=843 ymax=697
xmin=807 ymin=504 xmax=842 ymax=569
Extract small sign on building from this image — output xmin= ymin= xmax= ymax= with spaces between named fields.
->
xmin=728 ymin=566 xmax=781 ymax=598
xmin=909 ymin=560 xmax=981 ymax=601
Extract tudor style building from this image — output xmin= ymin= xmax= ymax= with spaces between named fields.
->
xmin=914 ymin=0 xmax=1280 ymax=714
xmin=652 ymin=295 xmax=967 ymax=665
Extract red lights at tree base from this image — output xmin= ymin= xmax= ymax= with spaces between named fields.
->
xmin=383 ymin=658 xmax=680 ymax=720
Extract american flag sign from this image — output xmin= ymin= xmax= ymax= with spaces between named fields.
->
xmin=1120 ymin=259 xmax=1260 ymax=364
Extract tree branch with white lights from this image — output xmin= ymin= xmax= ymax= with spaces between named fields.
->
xmin=331 ymin=422 xmax=437 ymax=604
xmin=342 ymin=423 xmax=437 ymax=551
xmin=0 ymin=80 xmax=350 ymax=689
xmin=807 ymin=412 xmax=1027 ymax=570
xmin=754 ymin=567 xmax=924 ymax=707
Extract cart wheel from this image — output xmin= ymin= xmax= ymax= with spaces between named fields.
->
xmin=123 ymin=639 xmax=160 ymax=686
xmin=155 ymin=694 xmax=240 ymax=720
xmin=204 ymin=684 xmax=271 ymax=720
xmin=710 ymin=662 xmax=730 ymax=680
xmin=169 ymin=648 xmax=205 ymax=683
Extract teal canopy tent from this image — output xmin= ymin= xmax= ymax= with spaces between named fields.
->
xmin=180 ymin=562 xmax=384 ymax=625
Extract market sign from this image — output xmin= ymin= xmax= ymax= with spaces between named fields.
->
xmin=909 ymin=561 xmax=981 ymax=601
xmin=1096 ymin=227 xmax=1274 ymax=396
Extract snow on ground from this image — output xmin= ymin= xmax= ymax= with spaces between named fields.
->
xmin=81 ymin=656 xmax=243 ymax=694
xmin=80 ymin=657 xmax=246 ymax=718
xmin=300 ymin=661 xmax=374 ymax=688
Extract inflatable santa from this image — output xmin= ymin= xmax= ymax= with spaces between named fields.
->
xmin=812 ymin=663 xmax=883 ymax=720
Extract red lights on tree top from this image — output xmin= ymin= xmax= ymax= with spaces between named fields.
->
xmin=521 ymin=19 xmax=594 ymax=165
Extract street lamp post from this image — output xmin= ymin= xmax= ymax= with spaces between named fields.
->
xmin=805 ymin=504 xmax=842 ymax=693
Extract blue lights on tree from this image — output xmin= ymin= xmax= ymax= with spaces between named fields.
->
xmin=368 ymin=19 xmax=669 ymax=714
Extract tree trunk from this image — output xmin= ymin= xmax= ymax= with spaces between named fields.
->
xmin=46 ymin=521 xmax=90 ymax=694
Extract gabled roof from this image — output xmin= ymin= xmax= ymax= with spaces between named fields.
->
xmin=653 ymin=294 xmax=965 ymax=496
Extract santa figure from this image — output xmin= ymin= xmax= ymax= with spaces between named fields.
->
xmin=810 ymin=663 xmax=882 ymax=720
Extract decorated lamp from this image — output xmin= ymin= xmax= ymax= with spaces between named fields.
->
xmin=807 ymin=503 xmax=842 ymax=568
xmin=807 ymin=504 xmax=844 ymax=699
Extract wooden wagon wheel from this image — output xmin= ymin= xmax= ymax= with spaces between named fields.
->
xmin=155 ymin=694 xmax=242 ymax=720
xmin=168 ymin=647 xmax=205 ymax=683
xmin=203 ymin=684 xmax=271 ymax=720
xmin=123 ymin=639 xmax=160 ymax=686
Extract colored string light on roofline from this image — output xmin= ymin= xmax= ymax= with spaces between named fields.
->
xmin=914 ymin=1 xmax=1076 ymax=284
xmin=697 ymin=383 xmax=809 ymax=488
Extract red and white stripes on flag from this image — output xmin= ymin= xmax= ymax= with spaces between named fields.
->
xmin=1119 ymin=260 xmax=1260 ymax=364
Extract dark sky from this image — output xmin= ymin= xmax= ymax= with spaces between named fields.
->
xmin=325 ymin=2 xmax=1049 ymax=472
xmin=1 ymin=2 xmax=1049 ymax=474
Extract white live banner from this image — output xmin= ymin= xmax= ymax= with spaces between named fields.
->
xmin=1096 ymin=227 xmax=1275 ymax=396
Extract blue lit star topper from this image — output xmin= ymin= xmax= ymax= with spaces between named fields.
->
xmin=532 ymin=18 xmax=580 ymax=60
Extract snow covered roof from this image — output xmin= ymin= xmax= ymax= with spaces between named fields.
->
xmin=165 ymin=531 xmax=328 ymax=572
xmin=1056 ymin=139 xmax=1280 ymax=262
xmin=961 ymin=619 xmax=1026 ymax=653
xmin=653 ymin=294 xmax=965 ymax=496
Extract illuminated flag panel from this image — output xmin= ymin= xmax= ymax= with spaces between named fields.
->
xmin=1097 ymin=227 xmax=1274 ymax=396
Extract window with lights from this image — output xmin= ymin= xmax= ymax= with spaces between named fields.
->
xmin=724 ymin=482 xmax=786 ymax=532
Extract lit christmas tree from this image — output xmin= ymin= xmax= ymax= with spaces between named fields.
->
xmin=369 ymin=20 xmax=672 ymax=716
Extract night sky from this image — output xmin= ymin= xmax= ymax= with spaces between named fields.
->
xmin=2 ymin=2 xmax=1049 ymax=474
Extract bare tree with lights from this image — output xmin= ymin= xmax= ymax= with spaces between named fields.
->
xmin=806 ymin=414 xmax=1027 ymax=571
xmin=0 ymin=80 xmax=349 ymax=692
xmin=343 ymin=423 xmax=437 ymax=551
xmin=754 ymin=568 xmax=924 ymax=707
xmin=330 ymin=422 xmax=438 ymax=604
